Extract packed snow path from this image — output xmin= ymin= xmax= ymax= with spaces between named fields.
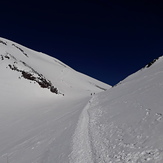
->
xmin=69 ymin=101 xmax=94 ymax=163
xmin=70 ymin=93 xmax=163 ymax=163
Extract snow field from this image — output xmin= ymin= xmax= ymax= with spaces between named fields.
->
xmin=1 ymin=37 xmax=163 ymax=163
xmin=0 ymin=37 xmax=110 ymax=163
xmin=86 ymin=65 xmax=163 ymax=163
xmin=0 ymin=96 xmax=92 ymax=163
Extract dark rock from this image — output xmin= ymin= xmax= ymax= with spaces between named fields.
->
xmin=22 ymin=71 xmax=36 ymax=80
xmin=0 ymin=40 xmax=7 ymax=45
xmin=50 ymin=86 xmax=58 ymax=94
xmin=8 ymin=62 xmax=60 ymax=94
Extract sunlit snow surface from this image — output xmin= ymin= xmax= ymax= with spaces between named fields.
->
xmin=70 ymin=57 xmax=163 ymax=163
xmin=0 ymin=37 xmax=110 ymax=163
xmin=1 ymin=37 xmax=163 ymax=163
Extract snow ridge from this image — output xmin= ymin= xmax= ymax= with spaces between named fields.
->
xmin=69 ymin=100 xmax=94 ymax=163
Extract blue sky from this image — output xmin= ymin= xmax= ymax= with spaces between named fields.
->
xmin=1 ymin=0 xmax=163 ymax=85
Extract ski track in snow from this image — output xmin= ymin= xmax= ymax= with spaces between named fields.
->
xmin=69 ymin=100 xmax=94 ymax=163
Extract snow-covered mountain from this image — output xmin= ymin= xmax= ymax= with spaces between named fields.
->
xmin=1 ymin=37 xmax=163 ymax=163
xmin=70 ymin=56 xmax=163 ymax=162
xmin=0 ymin=37 xmax=110 ymax=98
xmin=0 ymin=37 xmax=110 ymax=163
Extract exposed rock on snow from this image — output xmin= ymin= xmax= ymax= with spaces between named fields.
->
xmin=0 ymin=37 xmax=110 ymax=96
xmin=8 ymin=62 xmax=59 ymax=94
xmin=12 ymin=43 xmax=28 ymax=57
xmin=0 ymin=39 xmax=7 ymax=45
xmin=145 ymin=57 xmax=159 ymax=68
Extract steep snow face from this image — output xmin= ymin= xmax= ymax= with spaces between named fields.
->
xmin=0 ymin=37 xmax=110 ymax=98
xmin=86 ymin=56 xmax=163 ymax=162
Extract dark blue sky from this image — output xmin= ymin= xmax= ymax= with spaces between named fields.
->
xmin=1 ymin=0 xmax=163 ymax=86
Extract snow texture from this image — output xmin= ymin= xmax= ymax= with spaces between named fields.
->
xmin=69 ymin=102 xmax=93 ymax=163
xmin=88 ymin=56 xmax=163 ymax=163
xmin=0 ymin=37 xmax=110 ymax=163
xmin=0 ymin=37 xmax=163 ymax=163
xmin=70 ymin=55 xmax=163 ymax=163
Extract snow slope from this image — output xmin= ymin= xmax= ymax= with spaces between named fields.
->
xmin=0 ymin=37 xmax=111 ymax=163
xmin=2 ymin=37 xmax=163 ymax=163
xmin=0 ymin=37 xmax=110 ymax=98
xmin=70 ymin=56 xmax=163 ymax=163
